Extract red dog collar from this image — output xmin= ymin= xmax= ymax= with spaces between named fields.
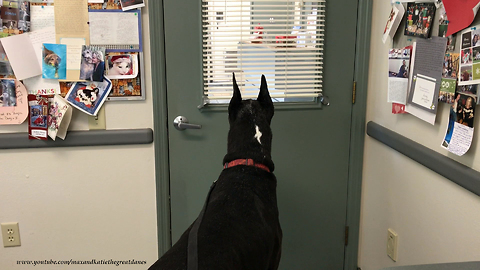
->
xmin=224 ymin=159 xmax=270 ymax=172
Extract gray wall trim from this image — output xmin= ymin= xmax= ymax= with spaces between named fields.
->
xmin=367 ymin=121 xmax=480 ymax=197
xmin=344 ymin=0 xmax=372 ymax=269
xmin=0 ymin=128 xmax=153 ymax=149
xmin=148 ymin=0 xmax=172 ymax=257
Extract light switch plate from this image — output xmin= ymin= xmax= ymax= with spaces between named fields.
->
xmin=1 ymin=222 xmax=21 ymax=247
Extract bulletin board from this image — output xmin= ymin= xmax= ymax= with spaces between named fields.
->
xmin=0 ymin=0 xmax=147 ymax=143
xmin=378 ymin=1 xmax=480 ymax=197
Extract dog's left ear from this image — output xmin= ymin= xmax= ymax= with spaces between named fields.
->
xmin=228 ymin=73 xmax=242 ymax=122
xmin=257 ymin=75 xmax=274 ymax=118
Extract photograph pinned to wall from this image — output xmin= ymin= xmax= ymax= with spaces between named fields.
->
xmin=88 ymin=0 xmax=122 ymax=10
xmin=0 ymin=78 xmax=16 ymax=107
xmin=404 ymin=2 xmax=436 ymax=38
xmin=439 ymin=52 xmax=459 ymax=104
xmin=460 ymin=65 xmax=472 ymax=82
xmin=458 ymin=25 xmax=480 ymax=85
xmin=65 ymin=76 xmax=112 ymax=116
xmin=388 ymin=47 xmax=411 ymax=106
xmin=441 ymin=92 xmax=476 ymax=156
xmin=0 ymin=0 xmax=31 ymax=37
xmin=28 ymin=94 xmax=49 ymax=140
xmin=59 ymin=81 xmax=74 ymax=98
xmin=0 ymin=43 xmax=13 ymax=76
xmin=457 ymin=84 xmax=480 ymax=104
xmin=18 ymin=0 xmax=30 ymax=32
xmin=438 ymin=4 xmax=457 ymax=52
xmin=42 ymin=43 xmax=67 ymax=80
xmin=0 ymin=79 xmax=28 ymax=125
xmin=106 ymin=51 xmax=144 ymax=100
xmin=79 ymin=45 xmax=106 ymax=82
xmin=120 ymin=0 xmax=144 ymax=11
xmin=106 ymin=53 xmax=137 ymax=79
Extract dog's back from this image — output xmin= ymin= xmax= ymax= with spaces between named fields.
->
xmin=149 ymin=75 xmax=282 ymax=270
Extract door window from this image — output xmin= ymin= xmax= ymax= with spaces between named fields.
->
xmin=202 ymin=0 xmax=325 ymax=105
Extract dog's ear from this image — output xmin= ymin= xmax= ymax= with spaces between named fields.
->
xmin=257 ymin=75 xmax=274 ymax=119
xmin=228 ymin=73 xmax=242 ymax=122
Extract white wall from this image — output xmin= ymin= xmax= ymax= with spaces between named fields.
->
xmin=359 ymin=1 xmax=480 ymax=270
xmin=0 ymin=2 xmax=158 ymax=269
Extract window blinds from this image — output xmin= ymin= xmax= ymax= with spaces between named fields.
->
xmin=202 ymin=0 xmax=325 ymax=104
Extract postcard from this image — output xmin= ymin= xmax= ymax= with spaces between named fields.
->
xmin=47 ymin=95 xmax=72 ymax=140
xmin=458 ymin=25 xmax=480 ymax=86
xmin=42 ymin=43 xmax=67 ymax=80
xmin=0 ymin=2 xmax=30 ymax=36
xmin=439 ymin=53 xmax=459 ymax=104
xmin=1 ymin=33 xmax=41 ymax=80
xmin=79 ymin=45 xmax=106 ymax=82
xmin=0 ymin=79 xmax=28 ymax=125
xmin=120 ymin=0 xmax=145 ymax=11
xmin=382 ymin=3 xmax=404 ymax=44
xmin=407 ymin=37 xmax=447 ymax=113
xmin=65 ymin=76 xmax=112 ymax=116
xmin=106 ymin=53 xmax=137 ymax=79
xmin=441 ymin=92 xmax=476 ymax=156
xmin=388 ymin=47 xmax=411 ymax=105
xmin=404 ymin=2 xmax=436 ymax=38
xmin=88 ymin=0 xmax=122 ymax=10
xmin=28 ymin=94 xmax=49 ymax=140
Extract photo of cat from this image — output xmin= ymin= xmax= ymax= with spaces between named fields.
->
xmin=106 ymin=54 xmax=138 ymax=79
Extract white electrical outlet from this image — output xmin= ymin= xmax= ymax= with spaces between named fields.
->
xmin=1 ymin=222 xmax=21 ymax=247
xmin=387 ymin=228 xmax=398 ymax=261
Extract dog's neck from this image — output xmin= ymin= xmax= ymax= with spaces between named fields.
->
xmin=223 ymin=119 xmax=274 ymax=172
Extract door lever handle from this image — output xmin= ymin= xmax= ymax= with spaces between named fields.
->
xmin=173 ymin=116 xmax=202 ymax=130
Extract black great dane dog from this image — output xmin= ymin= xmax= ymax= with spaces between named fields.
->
xmin=148 ymin=74 xmax=282 ymax=270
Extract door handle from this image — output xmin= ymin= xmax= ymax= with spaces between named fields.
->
xmin=173 ymin=116 xmax=202 ymax=130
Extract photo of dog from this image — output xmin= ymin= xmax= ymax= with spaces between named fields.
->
xmin=42 ymin=43 xmax=66 ymax=79
xmin=80 ymin=45 xmax=106 ymax=82
xmin=148 ymin=74 xmax=282 ymax=270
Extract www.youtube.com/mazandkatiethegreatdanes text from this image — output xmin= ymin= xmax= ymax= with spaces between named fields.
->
xmin=17 ymin=259 xmax=147 ymax=267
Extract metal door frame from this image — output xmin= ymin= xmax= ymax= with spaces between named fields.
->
xmin=148 ymin=0 xmax=372 ymax=268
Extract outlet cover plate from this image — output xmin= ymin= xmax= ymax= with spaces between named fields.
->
xmin=387 ymin=228 xmax=398 ymax=261
xmin=1 ymin=222 xmax=21 ymax=247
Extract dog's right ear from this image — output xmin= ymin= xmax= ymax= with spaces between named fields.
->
xmin=228 ymin=73 xmax=242 ymax=122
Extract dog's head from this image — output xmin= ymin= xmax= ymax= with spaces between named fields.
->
xmin=44 ymin=54 xmax=61 ymax=67
xmin=226 ymin=74 xmax=274 ymax=169
xmin=228 ymin=73 xmax=274 ymax=125
xmin=82 ymin=49 xmax=94 ymax=64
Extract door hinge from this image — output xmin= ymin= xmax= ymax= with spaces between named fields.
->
xmin=352 ymin=81 xmax=356 ymax=104
xmin=345 ymin=226 xmax=349 ymax=246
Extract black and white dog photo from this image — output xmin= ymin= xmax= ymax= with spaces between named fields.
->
xmin=148 ymin=74 xmax=282 ymax=270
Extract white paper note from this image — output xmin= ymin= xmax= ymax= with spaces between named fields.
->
xmin=412 ymin=74 xmax=436 ymax=109
xmin=60 ymin=38 xmax=86 ymax=72
xmin=1 ymin=35 xmax=42 ymax=80
xmin=89 ymin=12 xmax=140 ymax=45
xmin=30 ymin=5 xmax=55 ymax=32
